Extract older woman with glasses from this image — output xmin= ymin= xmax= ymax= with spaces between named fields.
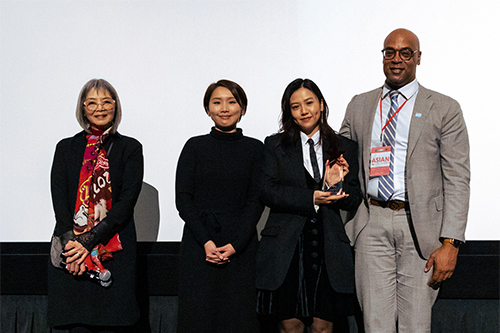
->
xmin=48 ymin=79 xmax=144 ymax=332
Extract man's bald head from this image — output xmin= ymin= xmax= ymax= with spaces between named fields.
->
xmin=383 ymin=28 xmax=421 ymax=90
xmin=384 ymin=29 xmax=420 ymax=51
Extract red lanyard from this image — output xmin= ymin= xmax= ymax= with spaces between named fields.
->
xmin=379 ymin=94 xmax=408 ymax=134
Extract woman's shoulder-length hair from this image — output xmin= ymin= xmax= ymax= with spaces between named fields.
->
xmin=75 ymin=78 xmax=122 ymax=134
xmin=203 ymin=79 xmax=248 ymax=113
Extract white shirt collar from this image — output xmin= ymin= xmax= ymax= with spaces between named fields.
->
xmin=383 ymin=78 xmax=419 ymax=100
xmin=300 ymin=130 xmax=321 ymax=147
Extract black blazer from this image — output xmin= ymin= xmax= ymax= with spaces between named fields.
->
xmin=256 ymin=133 xmax=361 ymax=293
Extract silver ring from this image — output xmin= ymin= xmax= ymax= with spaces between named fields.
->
xmin=75 ymin=253 xmax=80 ymax=257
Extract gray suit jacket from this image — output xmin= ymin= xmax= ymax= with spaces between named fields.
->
xmin=339 ymin=84 xmax=470 ymax=259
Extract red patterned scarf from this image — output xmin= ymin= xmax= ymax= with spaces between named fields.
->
xmin=73 ymin=130 xmax=122 ymax=272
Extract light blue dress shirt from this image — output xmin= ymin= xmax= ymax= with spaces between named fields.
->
xmin=367 ymin=79 xmax=419 ymax=201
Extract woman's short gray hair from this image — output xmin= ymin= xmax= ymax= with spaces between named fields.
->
xmin=76 ymin=79 xmax=122 ymax=134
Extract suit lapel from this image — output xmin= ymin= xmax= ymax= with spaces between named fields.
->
xmin=106 ymin=133 xmax=122 ymax=173
xmin=362 ymin=88 xmax=383 ymax=188
xmin=283 ymin=140 xmax=307 ymax=187
xmin=407 ymin=85 xmax=432 ymax=160
xmin=70 ymin=132 xmax=87 ymax=175
xmin=68 ymin=132 xmax=88 ymax=201
xmin=322 ymin=137 xmax=330 ymax=165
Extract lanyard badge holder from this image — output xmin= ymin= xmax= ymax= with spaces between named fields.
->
xmin=370 ymin=93 xmax=409 ymax=177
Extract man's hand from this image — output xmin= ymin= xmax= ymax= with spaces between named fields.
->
xmin=425 ymin=242 xmax=459 ymax=289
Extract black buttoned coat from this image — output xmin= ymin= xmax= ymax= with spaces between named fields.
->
xmin=256 ymin=133 xmax=361 ymax=293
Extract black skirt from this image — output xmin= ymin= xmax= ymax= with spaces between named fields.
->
xmin=257 ymin=215 xmax=355 ymax=327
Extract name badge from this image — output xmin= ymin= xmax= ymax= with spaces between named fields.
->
xmin=370 ymin=146 xmax=391 ymax=176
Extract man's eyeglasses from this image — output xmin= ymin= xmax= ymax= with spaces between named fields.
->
xmin=382 ymin=47 xmax=418 ymax=61
xmin=84 ymin=100 xmax=115 ymax=112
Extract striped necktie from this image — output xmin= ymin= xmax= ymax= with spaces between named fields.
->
xmin=307 ymin=138 xmax=321 ymax=183
xmin=378 ymin=90 xmax=400 ymax=201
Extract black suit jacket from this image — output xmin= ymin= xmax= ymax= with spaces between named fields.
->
xmin=256 ymin=133 xmax=361 ymax=293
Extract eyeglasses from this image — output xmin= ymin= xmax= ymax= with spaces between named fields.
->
xmin=84 ymin=99 xmax=115 ymax=112
xmin=382 ymin=47 xmax=418 ymax=61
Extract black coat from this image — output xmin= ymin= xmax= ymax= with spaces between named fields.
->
xmin=48 ymin=131 xmax=143 ymax=327
xmin=256 ymin=133 xmax=361 ymax=293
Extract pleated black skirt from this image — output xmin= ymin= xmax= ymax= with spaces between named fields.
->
xmin=257 ymin=216 xmax=355 ymax=327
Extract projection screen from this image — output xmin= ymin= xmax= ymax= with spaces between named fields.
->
xmin=1 ymin=0 xmax=498 ymax=241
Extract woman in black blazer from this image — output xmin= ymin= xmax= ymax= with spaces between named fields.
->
xmin=256 ymin=79 xmax=362 ymax=332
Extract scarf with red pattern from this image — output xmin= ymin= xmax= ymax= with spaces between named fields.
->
xmin=73 ymin=129 xmax=122 ymax=265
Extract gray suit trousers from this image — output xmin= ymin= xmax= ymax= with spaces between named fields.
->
xmin=355 ymin=202 xmax=439 ymax=333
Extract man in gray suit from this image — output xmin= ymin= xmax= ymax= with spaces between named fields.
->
xmin=339 ymin=28 xmax=470 ymax=332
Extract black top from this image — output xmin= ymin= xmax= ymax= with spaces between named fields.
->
xmin=176 ymin=127 xmax=264 ymax=252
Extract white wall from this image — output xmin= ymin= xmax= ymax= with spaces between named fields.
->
xmin=1 ymin=0 xmax=498 ymax=241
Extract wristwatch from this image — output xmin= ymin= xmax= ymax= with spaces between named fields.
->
xmin=441 ymin=238 xmax=463 ymax=248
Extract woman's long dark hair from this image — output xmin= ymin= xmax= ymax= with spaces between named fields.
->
xmin=280 ymin=78 xmax=341 ymax=157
